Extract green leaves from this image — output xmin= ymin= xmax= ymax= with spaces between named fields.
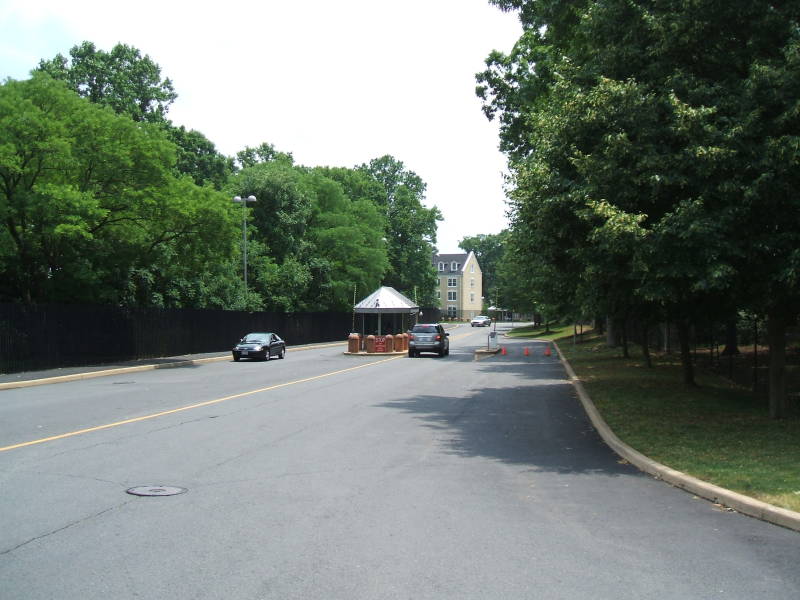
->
xmin=0 ymin=73 xmax=236 ymax=306
xmin=35 ymin=41 xmax=177 ymax=123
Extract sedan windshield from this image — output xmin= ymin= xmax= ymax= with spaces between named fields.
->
xmin=243 ymin=334 xmax=269 ymax=343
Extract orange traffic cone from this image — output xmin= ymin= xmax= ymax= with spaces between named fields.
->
xmin=501 ymin=346 xmax=507 ymax=356
xmin=524 ymin=347 xmax=530 ymax=357
xmin=544 ymin=345 xmax=552 ymax=357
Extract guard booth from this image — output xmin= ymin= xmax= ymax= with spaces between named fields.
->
xmin=346 ymin=286 xmax=419 ymax=354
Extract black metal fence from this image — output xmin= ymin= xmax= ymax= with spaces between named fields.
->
xmin=0 ymin=303 xmax=353 ymax=374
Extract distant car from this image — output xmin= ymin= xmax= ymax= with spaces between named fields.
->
xmin=470 ymin=315 xmax=492 ymax=327
xmin=408 ymin=323 xmax=449 ymax=357
xmin=232 ymin=332 xmax=286 ymax=361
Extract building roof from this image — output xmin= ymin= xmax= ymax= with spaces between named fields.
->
xmin=433 ymin=253 xmax=468 ymax=264
xmin=353 ymin=286 xmax=419 ymax=314
xmin=433 ymin=252 xmax=475 ymax=273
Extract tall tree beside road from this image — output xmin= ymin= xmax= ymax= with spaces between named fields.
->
xmin=166 ymin=126 xmax=234 ymax=190
xmin=480 ymin=0 xmax=800 ymax=412
xmin=228 ymin=157 xmax=389 ymax=312
xmin=0 ymin=74 xmax=237 ymax=307
xmin=35 ymin=41 xmax=177 ymax=123
xmin=36 ymin=41 xmax=233 ymax=192
xmin=360 ymin=155 xmax=441 ymax=305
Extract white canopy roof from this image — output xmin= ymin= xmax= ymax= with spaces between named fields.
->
xmin=354 ymin=286 xmax=419 ymax=314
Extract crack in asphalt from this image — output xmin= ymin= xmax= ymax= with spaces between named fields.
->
xmin=1 ymin=500 xmax=131 ymax=556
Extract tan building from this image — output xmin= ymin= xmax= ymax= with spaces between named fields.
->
xmin=432 ymin=252 xmax=483 ymax=320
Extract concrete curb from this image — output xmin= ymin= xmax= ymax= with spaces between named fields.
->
xmin=474 ymin=347 xmax=501 ymax=361
xmin=553 ymin=340 xmax=800 ymax=533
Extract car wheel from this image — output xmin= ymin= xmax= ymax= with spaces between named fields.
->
xmin=278 ymin=348 xmax=285 ymax=359
xmin=233 ymin=354 xmax=240 ymax=362
xmin=408 ymin=350 xmax=415 ymax=358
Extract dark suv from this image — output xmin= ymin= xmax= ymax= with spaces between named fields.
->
xmin=408 ymin=323 xmax=449 ymax=357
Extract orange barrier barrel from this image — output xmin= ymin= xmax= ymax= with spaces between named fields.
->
xmin=348 ymin=333 xmax=360 ymax=353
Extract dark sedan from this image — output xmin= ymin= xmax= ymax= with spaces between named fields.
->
xmin=232 ymin=332 xmax=286 ymax=361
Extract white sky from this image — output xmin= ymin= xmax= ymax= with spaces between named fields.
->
xmin=1 ymin=0 xmax=521 ymax=253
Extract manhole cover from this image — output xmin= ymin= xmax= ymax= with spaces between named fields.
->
xmin=126 ymin=486 xmax=187 ymax=497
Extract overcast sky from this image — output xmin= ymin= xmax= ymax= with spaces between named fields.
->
xmin=1 ymin=0 xmax=521 ymax=253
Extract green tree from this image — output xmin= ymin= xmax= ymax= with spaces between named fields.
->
xmin=0 ymin=73 xmax=237 ymax=307
xmin=228 ymin=159 xmax=390 ymax=312
xmin=479 ymin=0 xmax=800 ymax=407
xmin=359 ymin=155 xmax=441 ymax=304
xmin=165 ymin=125 xmax=233 ymax=189
xmin=35 ymin=41 xmax=177 ymax=123
xmin=236 ymin=142 xmax=294 ymax=169
xmin=306 ymin=170 xmax=388 ymax=310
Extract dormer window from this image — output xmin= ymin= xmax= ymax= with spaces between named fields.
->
xmin=438 ymin=262 xmax=444 ymax=272
xmin=451 ymin=261 xmax=460 ymax=271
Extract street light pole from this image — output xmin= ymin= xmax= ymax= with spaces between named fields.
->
xmin=232 ymin=195 xmax=257 ymax=296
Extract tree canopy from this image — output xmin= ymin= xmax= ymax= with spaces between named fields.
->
xmin=478 ymin=0 xmax=800 ymax=417
xmin=3 ymin=41 xmax=445 ymax=321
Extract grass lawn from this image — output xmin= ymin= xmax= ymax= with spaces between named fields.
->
xmin=514 ymin=327 xmax=800 ymax=513
xmin=505 ymin=323 xmax=576 ymax=340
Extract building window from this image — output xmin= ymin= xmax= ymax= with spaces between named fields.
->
xmin=470 ymin=263 xmax=475 ymax=273
xmin=447 ymin=291 xmax=457 ymax=301
xmin=447 ymin=306 xmax=457 ymax=317
xmin=451 ymin=261 xmax=460 ymax=271
xmin=470 ymin=292 xmax=475 ymax=302
xmin=447 ymin=278 xmax=457 ymax=287
xmin=437 ymin=290 xmax=441 ymax=300
xmin=438 ymin=262 xmax=444 ymax=272
xmin=470 ymin=278 xmax=475 ymax=288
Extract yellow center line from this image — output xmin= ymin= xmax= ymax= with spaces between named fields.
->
xmin=0 ymin=354 xmax=404 ymax=453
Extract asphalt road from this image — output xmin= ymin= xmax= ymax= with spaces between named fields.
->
xmin=1 ymin=324 xmax=798 ymax=599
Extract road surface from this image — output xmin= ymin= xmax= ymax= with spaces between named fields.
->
xmin=1 ymin=324 xmax=797 ymax=599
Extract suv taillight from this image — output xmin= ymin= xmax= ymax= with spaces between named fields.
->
xmin=408 ymin=334 xmax=415 ymax=340
xmin=435 ymin=335 xmax=441 ymax=340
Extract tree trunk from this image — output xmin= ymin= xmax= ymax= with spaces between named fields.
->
xmin=676 ymin=319 xmax=696 ymax=387
xmin=721 ymin=319 xmax=740 ymax=356
xmin=752 ymin=318 xmax=759 ymax=394
xmin=621 ymin=318 xmax=629 ymax=358
xmin=766 ymin=312 xmax=788 ymax=419
xmin=595 ymin=316 xmax=605 ymax=335
xmin=606 ymin=315 xmax=615 ymax=347
xmin=641 ymin=322 xmax=652 ymax=368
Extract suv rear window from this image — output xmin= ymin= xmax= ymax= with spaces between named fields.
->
xmin=411 ymin=325 xmax=437 ymax=333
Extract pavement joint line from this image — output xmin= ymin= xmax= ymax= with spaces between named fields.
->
xmin=0 ymin=353 xmax=402 ymax=453
xmin=553 ymin=339 xmax=800 ymax=533
xmin=0 ymin=342 xmax=347 ymax=391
